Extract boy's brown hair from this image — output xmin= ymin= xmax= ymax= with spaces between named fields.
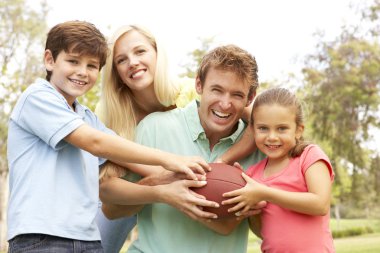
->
xmin=45 ymin=20 xmax=108 ymax=81
xmin=196 ymin=44 xmax=259 ymax=98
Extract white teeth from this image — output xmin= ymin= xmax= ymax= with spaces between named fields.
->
xmin=131 ymin=69 xmax=145 ymax=78
xmin=212 ymin=109 xmax=231 ymax=118
xmin=71 ymin=79 xmax=86 ymax=85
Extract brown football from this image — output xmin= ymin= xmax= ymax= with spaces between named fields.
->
xmin=192 ymin=163 xmax=246 ymax=219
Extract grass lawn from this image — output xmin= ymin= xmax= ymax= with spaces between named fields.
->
xmin=246 ymin=218 xmax=380 ymax=253
xmin=246 ymin=232 xmax=380 ymax=253
xmin=2 ymin=219 xmax=379 ymax=253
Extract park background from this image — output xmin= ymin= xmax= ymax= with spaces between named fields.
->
xmin=0 ymin=0 xmax=380 ymax=252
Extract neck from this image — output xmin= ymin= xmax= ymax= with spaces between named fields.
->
xmin=132 ymin=86 xmax=166 ymax=123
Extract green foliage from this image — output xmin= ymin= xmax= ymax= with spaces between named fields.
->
xmin=179 ymin=37 xmax=215 ymax=78
xmin=333 ymin=226 xmax=374 ymax=238
xmin=0 ymin=0 xmax=48 ymax=174
xmin=301 ymin=0 xmax=380 ymax=218
xmin=77 ymin=76 xmax=101 ymax=111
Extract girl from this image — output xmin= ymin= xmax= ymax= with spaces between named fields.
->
xmin=223 ymin=87 xmax=335 ymax=252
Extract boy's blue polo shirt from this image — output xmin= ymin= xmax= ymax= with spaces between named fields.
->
xmin=127 ymin=100 xmax=264 ymax=253
xmin=7 ymin=78 xmax=113 ymax=241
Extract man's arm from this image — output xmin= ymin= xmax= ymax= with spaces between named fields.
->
xmin=217 ymin=124 xmax=256 ymax=165
xmin=100 ymin=170 xmax=219 ymax=220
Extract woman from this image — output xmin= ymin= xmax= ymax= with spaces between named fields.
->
xmin=95 ymin=25 xmax=199 ymax=253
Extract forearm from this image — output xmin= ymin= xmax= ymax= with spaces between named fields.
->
xmin=262 ymin=187 xmax=330 ymax=216
xmin=218 ymin=126 xmax=256 ymax=164
xmin=102 ymin=203 xmax=143 ymax=219
xmin=65 ymin=124 xmax=175 ymax=167
xmin=248 ymin=215 xmax=262 ymax=239
xmin=100 ymin=177 xmax=161 ymax=205
xmin=198 ymin=217 xmax=242 ymax=235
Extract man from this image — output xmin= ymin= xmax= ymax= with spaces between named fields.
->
xmin=100 ymin=45 xmax=265 ymax=253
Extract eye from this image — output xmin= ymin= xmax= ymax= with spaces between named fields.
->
xmin=88 ymin=64 xmax=99 ymax=69
xmin=211 ymin=88 xmax=222 ymax=93
xmin=67 ymin=59 xmax=78 ymax=64
xmin=233 ymin=93 xmax=244 ymax=99
xmin=278 ymin=126 xmax=288 ymax=132
xmin=116 ymin=57 xmax=127 ymax=65
xmin=258 ymin=126 xmax=268 ymax=131
xmin=136 ymin=49 xmax=146 ymax=55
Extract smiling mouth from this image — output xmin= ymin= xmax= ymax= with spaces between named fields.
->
xmin=265 ymin=144 xmax=281 ymax=149
xmin=130 ymin=69 xmax=146 ymax=79
xmin=69 ymin=78 xmax=87 ymax=85
xmin=212 ymin=109 xmax=231 ymax=119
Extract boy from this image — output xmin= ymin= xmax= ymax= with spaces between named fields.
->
xmin=6 ymin=20 xmax=208 ymax=252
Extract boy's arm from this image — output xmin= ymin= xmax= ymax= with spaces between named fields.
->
xmin=64 ymin=124 xmax=210 ymax=179
xmin=216 ymin=124 xmax=256 ymax=165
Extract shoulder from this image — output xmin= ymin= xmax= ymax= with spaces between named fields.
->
xmin=299 ymin=144 xmax=333 ymax=178
xmin=143 ymin=107 xmax=183 ymax=124
xmin=300 ymin=144 xmax=329 ymax=161
xmin=11 ymin=79 xmax=71 ymax=117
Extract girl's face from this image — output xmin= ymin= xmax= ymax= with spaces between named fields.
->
xmin=253 ymin=104 xmax=303 ymax=162
xmin=113 ymin=30 xmax=157 ymax=92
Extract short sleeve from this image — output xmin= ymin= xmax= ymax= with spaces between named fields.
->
xmin=300 ymin=145 xmax=334 ymax=181
xmin=11 ymin=90 xmax=83 ymax=149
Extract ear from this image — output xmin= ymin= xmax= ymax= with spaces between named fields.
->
xmin=44 ymin=49 xmax=54 ymax=71
xmin=295 ymin=124 xmax=304 ymax=139
xmin=246 ymin=91 xmax=256 ymax=107
xmin=195 ymin=77 xmax=203 ymax=95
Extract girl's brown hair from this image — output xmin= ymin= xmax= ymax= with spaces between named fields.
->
xmin=250 ymin=87 xmax=310 ymax=157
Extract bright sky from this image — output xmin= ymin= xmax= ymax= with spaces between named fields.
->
xmin=32 ymin=0 xmax=358 ymax=81
xmin=29 ymin=0 xmax=378 ymax=151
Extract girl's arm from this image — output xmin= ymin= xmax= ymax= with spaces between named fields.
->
xmin=223 ymin=161 xmax=332 ymax=216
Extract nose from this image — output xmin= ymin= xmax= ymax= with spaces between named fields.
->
xmin=77 ymin=64 xmax=88 ymax=77
xmin=268 ymin=131 xmax=277 ymax=140
xmin=128 ymin=55 xmax=139 ymax=67
xmin=219 ymin=95 xmax=232 ymax=110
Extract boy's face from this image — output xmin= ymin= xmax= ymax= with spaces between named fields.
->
xmin=196 ymin=67 xmax=253 ymax=142
xmin=44 ymin=49 xmax=101 ymax=107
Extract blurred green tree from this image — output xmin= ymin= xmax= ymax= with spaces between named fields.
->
xmin=0 ymin=0 xmax=48 ymax=250
xmin=301 ymin=0 xmax=380 ymax=219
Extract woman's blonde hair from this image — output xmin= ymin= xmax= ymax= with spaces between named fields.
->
xmin=98 ymin=25 xmax=179 ymax=179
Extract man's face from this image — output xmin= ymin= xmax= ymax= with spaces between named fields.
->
xmin=196 ymin=67 xmax=253 ymax=143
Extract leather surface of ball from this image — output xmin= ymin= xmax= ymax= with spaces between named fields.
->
xmin=192 ymin=163 xmax=246 ymax=219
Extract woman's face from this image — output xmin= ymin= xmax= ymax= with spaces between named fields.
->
xmin=113 ymin=30 xmax=157 ymax=92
